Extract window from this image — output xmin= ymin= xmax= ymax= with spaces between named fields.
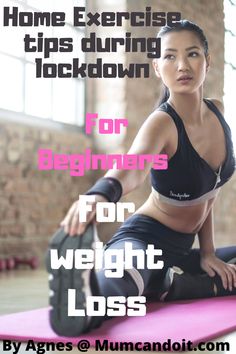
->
xmin=0 ymin=0 xmax=86 ymax=126
xmin=224 ymin=0 xmax=236 ymax=150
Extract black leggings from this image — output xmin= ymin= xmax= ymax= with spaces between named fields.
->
xmin=96 ymin=214 xmax=236 ymax=299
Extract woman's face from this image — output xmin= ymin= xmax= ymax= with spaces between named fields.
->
xmin=153 ymin=30 xmax=210 ymax=95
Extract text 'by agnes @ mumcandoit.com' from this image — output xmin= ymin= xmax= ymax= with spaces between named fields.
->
xmin=1 ymin=338 xmax=231 ymax=353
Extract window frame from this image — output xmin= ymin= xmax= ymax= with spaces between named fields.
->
xmin=0 ymin=0 xmax=86 ymax=131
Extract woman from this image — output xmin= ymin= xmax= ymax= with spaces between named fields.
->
xmin=48 ymin=20 xmax=236 ymax=336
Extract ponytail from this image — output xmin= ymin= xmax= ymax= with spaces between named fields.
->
xmin=155 ymin=84 xmax=170 ymax=109
xmin=157 ymin=84 xmax=170 ymax=106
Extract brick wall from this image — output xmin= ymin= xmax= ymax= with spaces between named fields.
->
xmin=214 ymin=174 xmax=236 ymax=247
xmin=0 ymin=119 xmax=92 ymax=262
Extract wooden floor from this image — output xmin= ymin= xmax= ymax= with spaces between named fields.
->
xmin=0 ymin=269 xmax=235 ymax=354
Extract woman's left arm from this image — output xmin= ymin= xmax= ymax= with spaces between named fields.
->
xmin=198 ymin=207 xmax=215 ymax=257
xmin=198 ymin=208 xmax=236 ymax=291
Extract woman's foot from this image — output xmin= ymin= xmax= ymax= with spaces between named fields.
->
xmin=46 ymin=223 xmax=102 ymax=336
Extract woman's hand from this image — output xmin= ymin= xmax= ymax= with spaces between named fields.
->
xmin=60 ymin=194 xmax=108 ymax=236
xmin=200 ymin=253 xmax=236 ymax=291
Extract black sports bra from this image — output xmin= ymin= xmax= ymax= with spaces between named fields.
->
xmin=150 ymin=99 xmax=235 ymax=206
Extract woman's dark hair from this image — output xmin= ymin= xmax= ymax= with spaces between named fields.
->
xmin=156 ymin=20 xmax=209 ymax=107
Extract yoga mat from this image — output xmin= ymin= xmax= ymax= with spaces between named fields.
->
xmin=0 ymin=296 xmax=236 ymax=347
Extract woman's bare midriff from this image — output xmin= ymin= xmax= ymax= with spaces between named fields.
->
xmin=134 ymin=190 xmax=218 ymax=234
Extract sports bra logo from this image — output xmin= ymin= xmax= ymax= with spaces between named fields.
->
xmin=170 ymin=191 xmax=190 ymax=200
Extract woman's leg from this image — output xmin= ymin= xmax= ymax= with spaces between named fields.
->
xmin=98 ymin=214 xmax=196 ymax=301
xmin=47 ymin=220 xmax=167 ymax=336
xmin=96 ymin=239 xmax=156 ymax=298
xmin=47 ymin=213 xmax=196 ymax=334
xmin=160 ymin=246 xmax=236 ymax=301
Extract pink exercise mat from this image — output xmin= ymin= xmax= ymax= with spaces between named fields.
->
xmin=0 ymin=297 xmax=236 ymax=347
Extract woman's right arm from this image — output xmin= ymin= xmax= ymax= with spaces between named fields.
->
xmin=61 ymin=110 xmax=173 ymax=236
xmin=104 ymin=110 xmax=171 ymax=195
